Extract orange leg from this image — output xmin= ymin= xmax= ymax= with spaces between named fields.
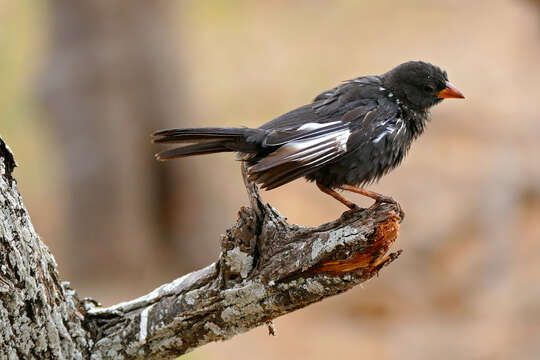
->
xmin=341 ymin=184 xmax=403 ymax=219
xmin=316 ymin=182 xmax=360 ymax=210
xmin=317 ymin=183 xmax=400 ymax=214
xmin=340 ymin=184 xmax=397 ymax=205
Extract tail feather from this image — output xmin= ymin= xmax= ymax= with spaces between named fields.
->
xmin=155 ymin=141 xmax=232 ymax=161
xmin=152 ymin=127 xmax=256 ymax=144
xmin=153 ymin=127 xmax=267 ymax=161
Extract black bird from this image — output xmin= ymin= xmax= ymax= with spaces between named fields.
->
xmin=152 ymin=61 xmax=464 ymax=210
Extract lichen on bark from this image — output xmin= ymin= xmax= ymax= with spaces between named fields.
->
xmin=0 ymin=138 xmax=89 ymax=359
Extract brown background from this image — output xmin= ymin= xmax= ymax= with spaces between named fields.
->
xmin=1 ymin=1 xmax=540 ymax=359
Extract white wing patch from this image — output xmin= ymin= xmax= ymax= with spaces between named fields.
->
xmin=281 ymin=129 xmax=350 ymax=157
xmin=297 ymin=121 xmax=341 ymax=131
xmin=250 ymin=127 xmax=350 ymax=173
xmin=373 ymin=118 xmax=405 ymax=144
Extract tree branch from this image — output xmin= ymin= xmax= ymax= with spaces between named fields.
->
xmin=0 ymin=135 xmax=403 ymax=359
xmin=0 ymin=137 xmax=89 ymax=359
xmin=85 ymin=165 xmax=403 ymax=359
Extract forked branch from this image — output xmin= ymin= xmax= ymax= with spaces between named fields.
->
xmin=85 ymin=165 xmax=403 ymax=359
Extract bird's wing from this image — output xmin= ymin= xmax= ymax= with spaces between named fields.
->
xmin=257 ymin=76 xmax=381 ymax=132
xmin=312 ymin=76 xmax=382 ymax=117
xmin=248 ymin=76 xmax=395 ymax=190
xmin=248 ymin=102 xmax=382 ymax=190
xmin=248 ymin=124 xmax=351 ymax=189
xmin=262 ymin=121 xmax=348 ymax=146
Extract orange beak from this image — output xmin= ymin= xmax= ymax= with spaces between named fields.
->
xmin=438 ymin=81 xmax=465 ymax=99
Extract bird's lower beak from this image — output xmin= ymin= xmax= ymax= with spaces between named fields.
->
xmin=438 ymin=81 xmax=465 ymax=99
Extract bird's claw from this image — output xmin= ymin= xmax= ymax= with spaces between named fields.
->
xmin=375 ymin=194 xmax=398 ymax=205
xmin=370 ymin=196 xmax=405 ymax=221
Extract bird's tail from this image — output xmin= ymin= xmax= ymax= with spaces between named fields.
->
xmin=151 ymin=127 xmax=265 ymax=161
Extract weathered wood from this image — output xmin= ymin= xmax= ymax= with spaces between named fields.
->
xmin=85 ymin=166 xmax=403 ymax=359
xmin=0 ymin=136 xmax=403 ymax=359
xmin=0 ymin=138 xmax=89 ymax=359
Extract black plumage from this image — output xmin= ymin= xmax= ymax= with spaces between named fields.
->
xmin=152 ymin=61 xmax=464 ymax=209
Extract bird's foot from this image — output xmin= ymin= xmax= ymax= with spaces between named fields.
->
xmin=340 ymin=185 xmax=404 ymax=221
xmin=371 ymin=193 xmax=398 ymax=205
xmin=368 ymin=195 xmax=404 ymax=221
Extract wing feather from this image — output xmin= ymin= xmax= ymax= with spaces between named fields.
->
xmin=248 ymin=126 xmax=351 ymax=188
xmin=256 ymin=149 xmax=340 ymax=190
xmin=263 ymin=122 xmax=349 ymax=146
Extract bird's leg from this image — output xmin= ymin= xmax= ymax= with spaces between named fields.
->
xmin=341 ymin=185 xmax=404 ymax=219
xmin=340 ymin=185 xmax=398 ymax=206
xmin=316 ymin=182 xmax=361 ymax=211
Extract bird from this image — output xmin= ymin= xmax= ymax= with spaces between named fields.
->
xmin=152 ymin=61 xmax=464 ymax=210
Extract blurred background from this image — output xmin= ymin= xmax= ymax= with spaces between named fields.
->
xmin=1 ymin=0 xmax=540 ymax=359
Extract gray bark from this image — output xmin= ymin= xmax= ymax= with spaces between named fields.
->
xmin=0 ymin=138 xmax=403 ymax=359
xmin=0 ymin=138 xmax=89 ymax=359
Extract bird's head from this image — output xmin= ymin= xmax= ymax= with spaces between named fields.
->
xmin=382 ymin=61 xmax=464 ymax=111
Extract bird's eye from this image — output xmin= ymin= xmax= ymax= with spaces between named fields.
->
xmin=423 ymin=85 xmax=435 ymax=93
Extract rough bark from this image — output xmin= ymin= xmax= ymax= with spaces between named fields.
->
xmin=0 ymin=138 xmax=89 ymax=359
xmin=0 ymin=138 xmax=403 ymax=359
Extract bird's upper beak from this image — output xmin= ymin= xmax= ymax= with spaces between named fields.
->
xmin=438 ymin=81 xmax=465 ymax=99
